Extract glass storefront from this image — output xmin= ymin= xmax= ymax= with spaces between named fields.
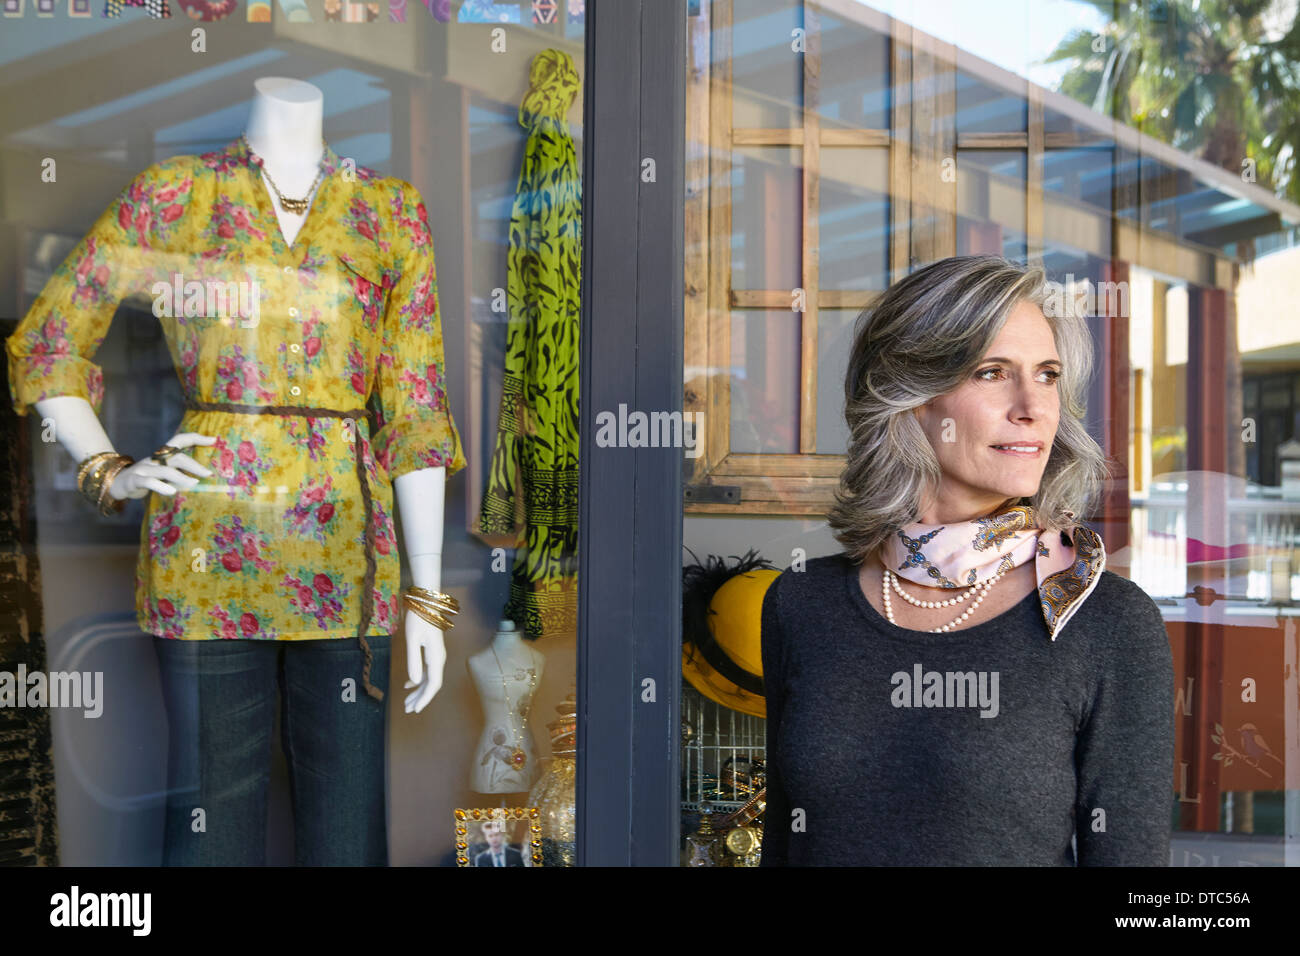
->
xmin=1 ymin=3 xmax=582 ymax=867
xmin=2 ymin=0 xmax=1299 ymax=878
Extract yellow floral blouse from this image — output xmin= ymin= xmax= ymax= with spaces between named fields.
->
xmin=6 ymin=136 xmax=467 ymax=656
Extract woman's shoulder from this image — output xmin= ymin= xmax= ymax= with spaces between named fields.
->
xmin=1090 ymin=569 xmax=1164 ymax=614
xmin=764 ymin=552 xmax=853 ymax=612
xmin=1067 ymin=568 xmax=1169 ymax=651
xmin=761 ymin=554 xmax=853 ymax=670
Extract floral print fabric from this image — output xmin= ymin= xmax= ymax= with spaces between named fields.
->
xmin=6 ymin=136 xmax=467 ymax=641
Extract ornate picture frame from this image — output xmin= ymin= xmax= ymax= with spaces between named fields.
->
xmin=454 ymin=807 xmax=543 ymax=867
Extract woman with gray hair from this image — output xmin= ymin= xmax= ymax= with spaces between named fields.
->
xmin=759 ymin=254 xmax=1174 ymax=866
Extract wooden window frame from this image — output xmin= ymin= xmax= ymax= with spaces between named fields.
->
xmin=683 ymin=0 xmax=1241 ymax=518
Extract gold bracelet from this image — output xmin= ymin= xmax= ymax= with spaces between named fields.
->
xmin=403 ymin=594 xmax=453 ymax=627
xmin=89 ymin=460 xmax=117 ymax=504
xmin=82 ymin=460 xmax=110 ymax=510
xmin=89 ymin=455 xmax=123 ymax=497
xmin=403 ymin=598 xmax=454 ymax=631
xmin=406 ymin=585 xmax=459 ymax=610
xmin=77 ymin=452 xmax=118 ymax=498
xmin=405 ymin=594 xmax=460 ymax=620
xmin=96 ymin=456 xmax=131 ymax=515
xmin=79 ymin=453 xmax=124 ymax=509
xmin=76 ymin=451 xmax=117 ymax=491
xmin=79 ymin=459 xmax=104 ymax=504
xmin=405 ymin=586 xmax=460 ymax=615
xmin=95 ymin=455 xmax=134 ymax=516
xmin=405 ymin=597 xmax=459 ymax=626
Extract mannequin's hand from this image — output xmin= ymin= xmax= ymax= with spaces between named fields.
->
xmin=108 ymin=432 xmax=217 ymax=500
xmin=404 ymin=610 xmax=447 ymax=714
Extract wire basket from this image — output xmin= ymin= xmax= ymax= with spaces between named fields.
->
xmin=680 ymin=683 xmax=766 ymax=813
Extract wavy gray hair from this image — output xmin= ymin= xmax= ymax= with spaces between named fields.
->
xmin=827 ymin=254 xmax=1112 ymax=565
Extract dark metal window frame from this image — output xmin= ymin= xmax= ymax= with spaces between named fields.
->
xmin=576 ymin=0 xmax=686 ymax=865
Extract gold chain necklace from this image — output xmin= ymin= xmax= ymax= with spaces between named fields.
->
xmin=241 ymin=133 xmax=327 ymax=214
xmin=492 ymin=645 xmax=536 ymax=772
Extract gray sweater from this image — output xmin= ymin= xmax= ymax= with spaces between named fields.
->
xmin=758 ymin=553 xmax=1174 ymax=866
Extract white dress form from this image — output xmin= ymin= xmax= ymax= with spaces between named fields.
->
xmin=469 ymin=622 xmax=545 ymax=793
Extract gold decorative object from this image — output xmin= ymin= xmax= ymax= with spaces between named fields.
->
xmin=716 ymin=787 xmax=766 ymax=830
xmin=526 ymin=688 xmax=577 ymax=866
xmin=722 ymin=827 xmax=759 ymax=868
xmin=725 ymin=825 xmax=758 ymax=856
xmin=685 ymin=809 xmax=722 ymax=867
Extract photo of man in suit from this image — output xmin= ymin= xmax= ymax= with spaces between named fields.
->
xmin=474 ymin=821 xmax=525 ymax=867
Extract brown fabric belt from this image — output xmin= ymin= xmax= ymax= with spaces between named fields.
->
xmin=184 ymin=398 xmax=384 ymax=701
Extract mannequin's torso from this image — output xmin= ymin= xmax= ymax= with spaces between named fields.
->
xmin=33 ymin=75 xmax=455 ymax=714
xmin=243 ymin=79 xmax=454 ymax=712
xmin=468 ymin=624 xmax=545 ymax=793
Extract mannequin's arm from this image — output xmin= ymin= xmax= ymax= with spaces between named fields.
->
xmin=394 ymin=465 xmax=448 ymax=714
xmin=33 ymin=396 xmax=114 ymax=462
xmin=33 ymin=396 xmax=214 ymax=498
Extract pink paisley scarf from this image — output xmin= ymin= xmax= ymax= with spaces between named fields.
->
xmin=880 ymin=504 xmax=1106 ymax=641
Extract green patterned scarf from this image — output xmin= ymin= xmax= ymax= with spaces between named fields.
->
xmin=478 ymin=48 xmax=582 ymax=640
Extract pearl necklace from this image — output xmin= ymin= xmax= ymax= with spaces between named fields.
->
xmin=882 ymin=567 xmax=1007 ymax=633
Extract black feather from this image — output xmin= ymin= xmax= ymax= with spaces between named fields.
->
xmin=681 ymin=547 xmax=776 ymax=668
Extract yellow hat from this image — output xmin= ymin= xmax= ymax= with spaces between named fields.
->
xmin=682 ymin=551 xmax=779 ymax=718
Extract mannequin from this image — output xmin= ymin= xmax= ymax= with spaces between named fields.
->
xmin=468 ymin=620 xmax=545 ymax=793
xmin=33 ymin=78 xmax=450 ymax=714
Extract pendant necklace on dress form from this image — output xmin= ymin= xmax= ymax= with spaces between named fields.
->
xmin=492 ymin=645 xmax=536 ymax=772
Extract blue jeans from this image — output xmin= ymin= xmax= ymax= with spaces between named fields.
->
xmin=153 ymin=635 xmax=390 ymax=866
